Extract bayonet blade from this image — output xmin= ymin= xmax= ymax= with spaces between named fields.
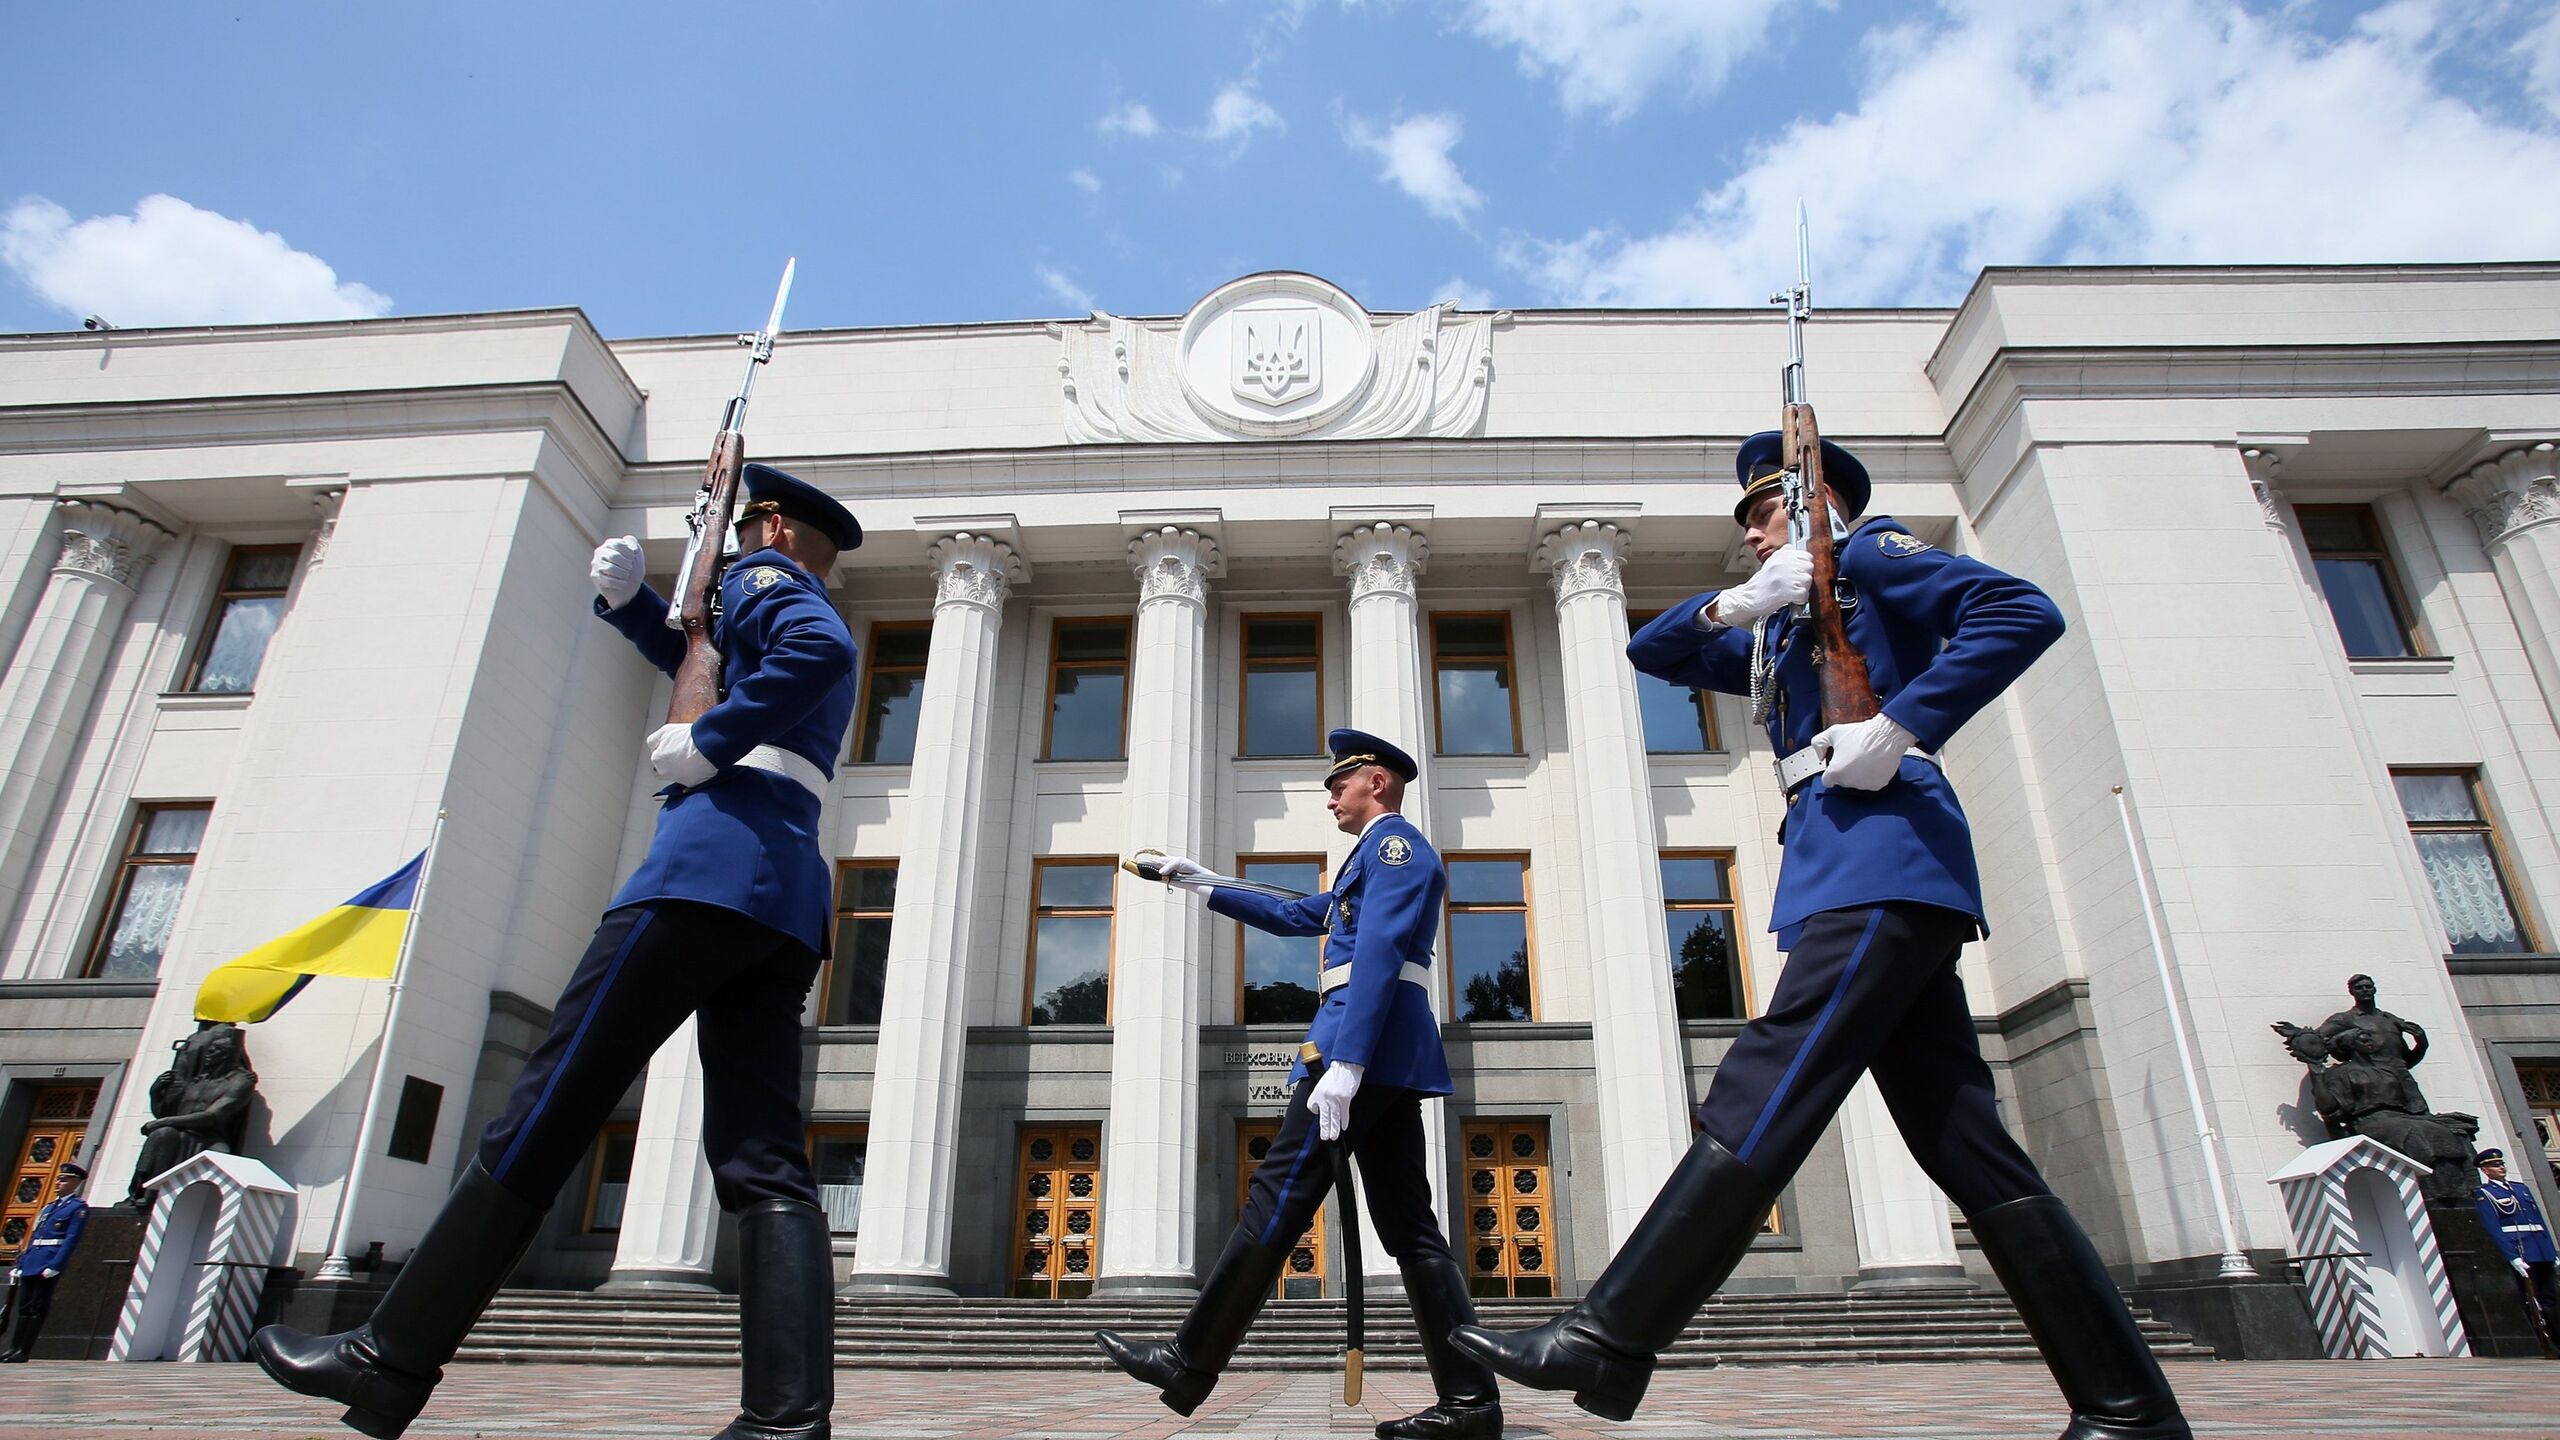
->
xmin=763 ymin=257 xmax=796 ymax=343
xmin=1795 ymin=202 xmax=1812 ymax=313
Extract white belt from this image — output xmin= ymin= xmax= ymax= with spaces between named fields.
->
xmin=733 ymin=744 xmax=827 ymax=798
xmin=1319 ymin=961 xmax=1431 ymax=995
xmin=1775 ymin=744 xmax=1937 ymax=793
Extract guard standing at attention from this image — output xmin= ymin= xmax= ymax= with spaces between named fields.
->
xmin=1097 ymin=730 xmax=1502 ymax=1440
xmin=252 ymin=465 xmax=862 ymax=1440
xmin=1453 ymin=433 xmax=2191 ymax=1440
xmin=2475 ymin=1148 xmax=2559 ymax=1346
xmin=0 ymin=1161 xmax=88 ymax=1363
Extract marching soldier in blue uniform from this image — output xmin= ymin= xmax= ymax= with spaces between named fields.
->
xmin=0 ymin=1161 xmax=88 ymax=1363
xmin=254 ymin=465 xmax=862 ymax=1440
xmin=2475 ymin=1148 xmax=2559 ymax=1344
xmin=1097 ymin=730 xmax=1502 ymax=1440
xmin=1454 ymin=434 xmax=2191 ymax=1439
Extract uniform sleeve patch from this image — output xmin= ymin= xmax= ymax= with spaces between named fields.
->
xmin=1876 ymin=531 xmax=1934 ymax=558
xmin=1379 ymin=834 xmax=1413 ymax=866
xmin=746 ymin=566 xmax=786 ymax=592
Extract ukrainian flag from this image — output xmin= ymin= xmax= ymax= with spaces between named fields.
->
xmin=193 ymin=853 xmax=424 ymax=1023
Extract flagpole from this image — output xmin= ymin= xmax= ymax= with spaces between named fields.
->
xmin=314 ymin=808 xmax=449 ymax=1284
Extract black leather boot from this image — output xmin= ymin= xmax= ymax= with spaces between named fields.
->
xmin=714 ymin=1199 xmax=835 ymax=1439
xmin=1450 ymin=1136 xmax=1774 ymax=1422
xmin=1092 ymin=1227 xmax=1288 ymax=1416
xmin=1376 ymin=1252 xmax=1501 ymax=1439
xmin=251 ymin=1162 xmax=545 ymax=1439
xmin=1971 ymin=1194 xmax=2192 ymax=1440
xmin=0 ymin=1286 xmax=42 ymax=1363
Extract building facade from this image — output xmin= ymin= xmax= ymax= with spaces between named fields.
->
xmin=2 ymin=265 xmax=2557 ymax=1308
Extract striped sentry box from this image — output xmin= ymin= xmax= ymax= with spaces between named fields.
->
xmin=108 ymin=1152 xmax=297 ymax=1363
xmin=2269 ymin=1135 xmax=2470 ymax=1359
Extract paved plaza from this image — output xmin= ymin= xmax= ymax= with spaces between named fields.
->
xmin=0 ymin=1360 xmax=2552 ymax=1439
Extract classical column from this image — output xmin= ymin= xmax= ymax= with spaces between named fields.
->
xmin=1537 ymin=521 xmax=1694 ymax=1249
xmin=2452 ymin=442 xmax=2560 ymax=730
xmin=601 ymin=1019 xmax=721 ymax=1292
xmin=1098 ymin=524 xmax=1218 ymax=1295
xmin=846 ymin=531 xmax=1023 ymax=1293
xmin=1838 ymin=1076 xmax=1967 ymax=1287
xmin=0 ymin=500 xmax=172 ymax=944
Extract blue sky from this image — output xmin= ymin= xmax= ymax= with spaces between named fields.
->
xmin=5 ymin=1 xmax=2559 ymax=337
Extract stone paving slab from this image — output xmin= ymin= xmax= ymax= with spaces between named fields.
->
xmin=0 ymin=1359 xmax=2551 ymax=1438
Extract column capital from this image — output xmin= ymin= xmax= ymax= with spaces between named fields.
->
xmin=1127 ymin=525 xmax=1219 ymax=608
xmin=1335 ymin=520 xmax=1429 ymax=602
xmin=2238 ymin=448 xmax=2287 ymax=531
xmin=305 ymin=489 xmax=347 ymax=566
xmin=53 ymin=499 xmax=173 ymax=588
xmin=2451 ymin=441 xmax=2560 ymax=550
xmin=1537 ymin=520 xmax=1635 ymax=604
xmin=927 ymin=531 xmax=1025 ymax=612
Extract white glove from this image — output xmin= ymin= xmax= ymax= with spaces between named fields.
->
xmin=591 ymin=536 xmax=644 ymax=610
xmin=1705 ymin=545 xmax=1813 ymax=628
xmin=2517 ymin=1256 xmax=2534 ymax=1277
xmin=1157 ymin=855 xmax=1217 ymax=896
xmin=1812 ymin=714 xmax=1917 ymax=792
xmin=647 ymin=723 xmax=718 ymax=787
xmin=40 ymin=1268 xmax=59 ymax=1279
xmin=1309 ymin=1061 xmax=1363 ymax=1142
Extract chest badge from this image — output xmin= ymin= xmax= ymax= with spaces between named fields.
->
xmin=746 ymin=566 xmax=785 ymax=592
xmin=1877 ymin=532 xmax=1933 ymax=558
xmin=1378 ymin=834 xmax=1412 ymax=866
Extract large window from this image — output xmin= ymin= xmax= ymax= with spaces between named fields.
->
xmin=2393 ymin=769 xmax=2535 ymax=954
xmin=1431 ymin=614 xmax=1521 ymax=755
xmin=808 ymin=1124 xmax=867 ymax=1235
xmin=1237 ymin=855 xmax=1326 ymax=1024
xmin=1026 ymin=858 xmax=1115 ymax=1024
xmin=824 ymin=862 xmax=896 ymax=1026
xmin=582 ymin=1122 xmax=638 ymax=1234
xmin=184 ymin=544 xmax=299 ymax=694
xmin=1630 ymin=611 xmax=1718 ymax=752
xmin=1240 ymin=614 xmax=1322 ymax=756
xmin=1445 ymin=856 xmax=1533 ymax=1021
xmin=1662 ymin=852 xmax=1747 ymax=1020
xmin=853 ymin=622 xmax=930 ymax=764
xmin=84 ymin=803 xmax=211 ymax=979
xmin=2300 ymin=505 xmax=2423 ymax=659
xmin=1044 ymin=619 xmax=1131 ymax=760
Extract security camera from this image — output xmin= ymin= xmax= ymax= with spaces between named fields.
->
xmin=82 ymin=315 xmax=111 ymax=331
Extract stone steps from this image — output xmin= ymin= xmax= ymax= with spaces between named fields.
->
xmin=456 ymin=1289 xmax=2217 ymax=1370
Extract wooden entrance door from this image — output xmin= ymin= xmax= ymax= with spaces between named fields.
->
xmin=3 ymin=1084 xmax=97 ymax=1265
xmin=1460 ymin=1119 xmax=1554 ymax=1298
xmin=1011 ymin=1125 xmax=1101 ymax=1299
xmin=1237 ymin=1121 xmax=1326 ymax=1298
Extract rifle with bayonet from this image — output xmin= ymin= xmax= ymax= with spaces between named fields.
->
xmin=1770 ymin=207 xmax=1879 ymax=729
xmin=664 ymin=258 xmax=797 ymax=725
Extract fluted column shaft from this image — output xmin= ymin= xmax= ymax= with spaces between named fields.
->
xmin=2456 ymin=443 xmax=2560 ymax=732
xmin=846 ymin=533 xmax=1019 ymax=1292
xmin=602 ymin=1018 xmax=721 ymax=1291
xmin=1098 ymin=526 xmax=1218 ymax=1293
xmin=1838 ymin=1076 xmax=1966 ymax=1286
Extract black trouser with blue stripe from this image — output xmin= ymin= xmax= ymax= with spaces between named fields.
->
xmin=473 ymin=899 xmax=823 ymax=1213
xmin=1695 ymin=901 xmax=2049 ymax=1216
xmin=1238 ymin=1078 xmax=1451 ymax=1264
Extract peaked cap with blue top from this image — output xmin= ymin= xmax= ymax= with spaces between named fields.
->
xmin=740 ymin=463 xmax=862 ymax=551
xmin=1730 ymin=431 xmax=1872 ymax=526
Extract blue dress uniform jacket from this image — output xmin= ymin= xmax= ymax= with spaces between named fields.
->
xmin=1205 ymin=814 xmax=1452 ymax=1095
xmin=10 ymin=1194 xmax=86 ymax=1278
xmin=594 ymin=548 xmax=857 ymax=955
xmin=1627 ymin=517 xmax=2063 ymax=947
xmin=2477 ymin=1177 xmax=2559 ymax=1264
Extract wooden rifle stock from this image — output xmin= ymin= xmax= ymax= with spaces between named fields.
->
xmin=1785 ymin=403 xmax=1880 ymax=728
xmin=666 ymin=428 xmax=746 ymax=725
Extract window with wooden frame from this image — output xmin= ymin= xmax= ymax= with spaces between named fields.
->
xmin=1043 ymin=618 xmax=1132 ymax=761
xmin=2392 ymin=768 xmax=2537 ymax=954
xmin=581 ymin=1122 xmax=639 ymax=1234
xmin=2298 ymin=505 xmax=2425 ymax=659
xmin=1661 ymin=852 xmax=1748 ymax=1020
xmin=1629 ymin=610 xmax=1719 ymax=752
xmin=1236 ymin=854 xmax=1327 ymax=1024
xmin=807 ymin=1123 xmax=867 ymax=1235
xmin=1445 ymin=855 xmax=1534 ymax=1022
xmin=183 ymin=544 xmax=300 ymax=693
xmin=823 ymin=862 xmax=897 ymax=1026
xmin=852 ymin=622 xmax=931 ymax=764
xmin=1430 ymin=613 xmax=1522 ymax=755
xmin=84 ymin=803 xmax=212 ymax=979
xmin=1239 ymin=614 xmax=1323 ymax=756
xmin=1026 ymin=858 xmax=1116 ymax=1024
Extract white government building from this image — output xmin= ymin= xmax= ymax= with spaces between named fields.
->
xmin=2 ymin=265 xmax=2557 ymax=1328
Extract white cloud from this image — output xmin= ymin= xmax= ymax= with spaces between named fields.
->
xmin=2520 ymin=2 xmax=2560 ymax=121
xmin=1 ymin=194 xmax=391 ymax=327
xmin=1099 ymin=102 xmax=1162 ymax=139
xmin=1067 ymin=168 xmax=1103 ymax=195
xmin=1202 ymin=83 xmax=1285 ymax=147
xmin=1510 ymin=0 xmax=2560 ymax=307
xmin=1035 ymin=264 xmax=1095 ymax=314
xmin=1460 ymin=0 xmax=1792 ymax=119
xmin=1344 ymin=112 xmax=1486 ymax=224
xmin=1432 ymin=275 xmax=1497 ymax=310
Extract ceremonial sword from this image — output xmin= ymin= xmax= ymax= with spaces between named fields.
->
xmin=1300 ymin=1040 xmax=1364 ymax=1407
xmin=1120 ymin=849 xmax=1311 ymax=901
